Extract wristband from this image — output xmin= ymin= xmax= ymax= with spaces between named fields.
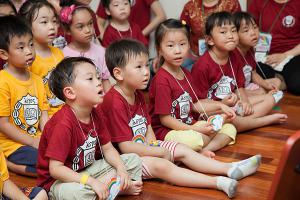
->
xmin=80 ymin=173 xmax=89 ymax=185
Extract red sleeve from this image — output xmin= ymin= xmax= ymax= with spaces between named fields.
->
xmin=101 ymin=94 xmax=133 ymax=143
xmin=151 ymin=76 xmax=173 ymax=115
xmin=96 ymin=2 xmax=107 ymax=19
xmin=191 ymin=60 xmax=210 ymax=99
xmin=45 ymin=122 xmax=72 ymax=163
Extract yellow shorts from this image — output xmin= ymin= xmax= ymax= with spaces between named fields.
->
xmin=164 ymin=121 xmax=236 ymax=151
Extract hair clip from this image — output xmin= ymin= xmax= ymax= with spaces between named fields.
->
xmin=181 ymin=20 xmax=187 ymax=26
xmin=60 ymin=4 xmax=76 ymax=24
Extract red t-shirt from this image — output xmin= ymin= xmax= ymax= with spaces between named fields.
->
xmin=234 ymin=49 xmax=257 ymax=87
xmin=249 ymin=0 xmax=300 ymax=54
xmin=191 ymin=51 xmax=245 ymax=100
xmin=101 ymin=22 xmax=148 ymax=48
xmin=148 ymin=67 xmax=199 ymax=140
xmin=37 ymin=105 xmax=111 ymax=191
xmin=101 ymin=88 xmax=151 ymax=145
xmin=96 ymin=0 xmax=155 ymax=33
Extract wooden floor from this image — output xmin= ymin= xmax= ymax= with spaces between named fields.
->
xmin=10 ymin=93 xmax=300 ymax=200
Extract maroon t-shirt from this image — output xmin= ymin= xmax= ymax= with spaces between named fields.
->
xmin=37 ymin=105 xmax=111 ymax=191
xmin=148 ymin=67 xmax=198 ymax=140
xmin=101 ymin=22 xmax=148 ymax=48
xmin=96 ymin=0 xmax=155 ymax=33
xmin=191 ymin=51 xmax=245 ymax=100
xmin=249 ymin=0 xmax=300 ymax=54
xmin=234 ymin=48 xmax=257 ymax=87
xmin=101 ymin=88 xmax=150 ymax=145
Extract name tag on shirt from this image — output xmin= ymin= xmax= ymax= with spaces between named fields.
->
xmin=198 ymin=39 xmax=207 ymax=56
xmin=255 ymin=32 xmax=272 ymax=63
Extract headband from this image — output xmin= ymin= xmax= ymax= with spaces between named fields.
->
xmin=60 ymin=4 xmax=88 ymax=24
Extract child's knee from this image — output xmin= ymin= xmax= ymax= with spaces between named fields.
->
xmin=151 ymin=158 xmax=173 ymax=175
xmin=121 ymin=153 xmax=142 ymax=168
xmin=219 ymin=123 xmax=237 ymax=145
xmin=121 ymin=153 xmax=142 ymax=180
xmin=164 ymin=130 xmax=204 ymax=152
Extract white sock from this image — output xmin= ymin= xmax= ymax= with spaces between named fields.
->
xmin=216 ymin=176 xmax=238 ymax=198
xmin=227 ymin=154 xmax=261 ymax=180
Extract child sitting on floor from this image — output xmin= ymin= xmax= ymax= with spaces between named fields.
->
xmin=101 ymin=0 xmax=148 ymax=48
xmin=101 ymin=38 xmax=261 ymax=198
xmin=0 ymin=148 xmax=48 ymax=200
xmin=149 ymin=19 xmax=237 ymax=153
xmin=0 ymin=0 xmax=17 ymax=70
xmin=37 ymin=57 xmax=143 ymax=199
xmin=233 ymin=11 xmax=281 ymax=96
xmin=19 ymin=0 xmax=65 ymax=117
xmin=0 ymin=15 xmax=49 ymax=177
xmin=60 ymin=4 xmax=111 ymax=92
xmin=191 ymin=12 xmax=287 ymax=132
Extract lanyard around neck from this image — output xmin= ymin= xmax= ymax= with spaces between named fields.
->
xmin=259 ymin=0 xmax=288 ymax=33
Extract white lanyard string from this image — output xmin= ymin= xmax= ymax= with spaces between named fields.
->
xmin=71 ymin=108 xmax=109 ymax=175
xmin=210 ymin=50 xmax=243 ymax=102
xmin=172 ymin=68 xmax=209 ymax=120
xmin=250 ymin=52 xmax=268 ymax=80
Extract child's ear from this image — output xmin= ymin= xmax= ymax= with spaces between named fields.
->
xmin=113 ymin=67 xmax=124 ymax=81
xmin=206 ymin=35 xmax=214 ymax=47
xmin=63 ymin=86 xmax=76 ymax=100
xmin=0 ymin=49 xmax=9 ymax=61
xmin=105 ymin=8 xmax=111 ymax=16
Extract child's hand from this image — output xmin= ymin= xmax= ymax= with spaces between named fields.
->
xmin=220 ymin=104 xmax=236 ymax=121
xmin=89 ymin=177 xmax=109 ymax=200
xmin=221 ymin=94 xmax=238 ymax=106
xmin=117 ymin=167 xmax=132 ymax=191
xmin=241 ymin=101 xmax=253 ymax=116
xmin=265 ymin=82 xmax=278 ymax=91
xmin=201 ymin=150 xmax=215 ymax=159
xmin=193 ymin=123 xmax=215 ymax=136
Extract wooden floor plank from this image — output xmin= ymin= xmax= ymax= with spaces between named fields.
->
xmin=9 ymin=93 xmax=300 ymax=200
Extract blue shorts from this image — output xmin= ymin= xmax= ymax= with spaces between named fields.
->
xmin=7 ymin=146 xmax=37 ymax=173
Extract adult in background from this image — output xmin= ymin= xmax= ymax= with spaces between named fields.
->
xmin=249 ymin=0 xmax=300 ymax=95
xmin=96 ymin=0 xmax=166 ymax=40
xmin=181 ymin=0 xmax=240 ymax=57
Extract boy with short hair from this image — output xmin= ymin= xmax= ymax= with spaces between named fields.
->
xmin=37 ymin=57 xmax=142 ymax=199
xmin=101 ymin=0 xmax=148 ymax=48
xmin=0 ymin=15 xmax=49 ymax=177
xmin=101 ymin=39 xmax=262 ymax=198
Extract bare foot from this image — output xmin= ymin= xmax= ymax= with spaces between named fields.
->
xmin=119 ymin=180 xmax=143 ymax=196
xmin=201 ymin=150 xmax=215 ymax=159
xmin=270 ymin=113 xmax=288 ymax=124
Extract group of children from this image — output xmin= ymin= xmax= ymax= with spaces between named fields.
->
xmin=0 ymin=0 xmax=288 ymax=199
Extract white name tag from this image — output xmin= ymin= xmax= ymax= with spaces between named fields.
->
xmin=198 ymin=39 xmax=207 ymax=56
xmin=255 ymin=32 xmax=272 ymax=52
